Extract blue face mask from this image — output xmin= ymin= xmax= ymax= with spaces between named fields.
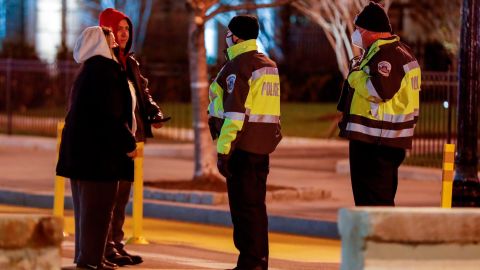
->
xmin=351 ymin=29 xmax=364 ymax=49
xmin=226 ymin=34 xmax=235 ymax=47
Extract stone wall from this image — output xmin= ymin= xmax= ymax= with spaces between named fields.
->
xmin=338 ymin=207 xmax=480 ymax=270
xmin=0 ymin=214 xmax=63 ymax=270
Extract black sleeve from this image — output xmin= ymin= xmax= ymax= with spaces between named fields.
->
xmin=368 ymin=49 xmax=405 ymax=100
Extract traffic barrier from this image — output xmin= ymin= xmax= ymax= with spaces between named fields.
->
xmin=441 ymin=144 xmax=455 ymax=208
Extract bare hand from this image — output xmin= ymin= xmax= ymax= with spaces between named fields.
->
xmin=152 ymin=123 xmax=164 ymax=129
xmin=127 ymin=149 xmax=138 ymax=158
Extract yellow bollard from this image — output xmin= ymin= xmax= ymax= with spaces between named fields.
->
xmin=53 ymin=121 xmax=66 ymax=217
xmin=127 ymin=142 xmax=149 ymax=244
xmin=441 ymin=143 xmax=455 ymax=208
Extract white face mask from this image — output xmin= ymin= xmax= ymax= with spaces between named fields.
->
xmin=226 ymin=34 xmax=235 ymax=47
xmin=351 ymin=29 xmax=364 ymax=49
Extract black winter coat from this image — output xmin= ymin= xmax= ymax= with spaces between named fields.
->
xmin=124 ymin=53 xmax=164 ymax=142
xmin=56 ymin=55 xmax=136 ymax=181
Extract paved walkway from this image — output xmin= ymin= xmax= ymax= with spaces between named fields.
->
xmin=0 ymin=134 xmax=442 ymax=237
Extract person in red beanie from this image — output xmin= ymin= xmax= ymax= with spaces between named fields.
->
xmin=99 ymin=7 xmax=169 ymax=266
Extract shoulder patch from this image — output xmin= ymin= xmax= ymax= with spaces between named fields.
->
xmin=226 ymin=74 xmax=236 ymax=94
xmin=378 ymin=61 xmax=392 ymax=77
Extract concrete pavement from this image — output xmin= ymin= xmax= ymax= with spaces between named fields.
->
xmin=0 ymin=134 xmax=442 ymax=238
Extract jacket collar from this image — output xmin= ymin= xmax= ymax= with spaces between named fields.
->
xmin=227 ymin=39 xmax=258 ymax=60
xmin=360 ymin=35 xmax=400 ymax=69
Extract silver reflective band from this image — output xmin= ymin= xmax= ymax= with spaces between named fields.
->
xmin=346 ymin=122 xmax=414 ymax=138
xmin=224 ymin=112 xmax=245 ymax=121
xmin=251 ymin=67 xmax=279 ymax=81
xmin=383 ymin=110 xmax=419 ymax=123
xmin=403 ymin=61 xmax=420 ymax=73
xmin=191 ymin=81 xmax=210 ymax=89
xmin=366 ymin=78 xmax=381 ymax=101
xmin=249 ymin=114 xmax=280 ymax=123
xmin=208 ymin=103 xmax=224 ymax=118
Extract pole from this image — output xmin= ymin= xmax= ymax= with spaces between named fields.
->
xmin=53 ymin=121 xmax=66 ymax=217
xmin=452 ymin=0 xmax=480 ymax=206
xmin=441 ymin=144 xmax=455 ymax=208
xmin=127 ymin=142 xmax=149 ymax=245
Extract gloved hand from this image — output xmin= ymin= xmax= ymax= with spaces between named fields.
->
xmin=217 ymin=154 xmax=231 ymax=178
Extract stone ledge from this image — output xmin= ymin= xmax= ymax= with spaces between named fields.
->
xmin=339 ymin=207 xmax=480 ymax=244
xmin=338 ymin=207 xmax=480 ymax=270
xmin=0 ymin=214 xmax=63 ymax=249
xmin=0 ymin=214 xmax=63 ymax=270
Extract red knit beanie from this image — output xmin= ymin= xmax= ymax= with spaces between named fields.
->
xmin=99 ymin=8 xmax=133 ymax=64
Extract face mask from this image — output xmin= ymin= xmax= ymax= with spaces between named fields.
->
xmin=226 ymin=34 xmax=235 ymax=47
xmin=351 ymin=29 xmax=364 ymax=49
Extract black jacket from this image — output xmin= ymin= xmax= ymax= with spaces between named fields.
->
xmin=122 ymin=52 xmax=164 ymax=142
xmin=56 ymin=55 xmax=136 ymax=181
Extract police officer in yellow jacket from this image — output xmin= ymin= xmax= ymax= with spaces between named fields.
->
xmin=338 ymin=2 xmax=421 ymax=206
xmin=208 ymin=15 xmax=281 ymax=270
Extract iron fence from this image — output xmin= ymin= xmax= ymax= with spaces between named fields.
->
xmin=406 ymin=70 xmax=458 ymax=167
xmin=0 ymin=58 xmax=190 ymax=140
xmin=0 ymin=58 xmax=473 ymax=167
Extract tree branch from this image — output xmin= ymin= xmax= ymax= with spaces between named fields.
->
xmin=204 ymin=0 xmax=296 ymax=22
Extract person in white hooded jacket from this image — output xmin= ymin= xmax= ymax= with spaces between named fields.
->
xmin=56 ymin=26 xmax=136 ymax=270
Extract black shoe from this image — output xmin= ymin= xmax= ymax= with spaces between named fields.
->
xmin=117 ymin=248 xmax=143 ymax=265
xmin=105 ymin=252 xmax=133 ymax=266
xmin=103 ymin=258 xmax=119 ymax=269
xmin=76 ymin=262 xmax=116 ymax=270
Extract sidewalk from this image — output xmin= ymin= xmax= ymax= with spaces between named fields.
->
xmin=0 ymin=134 xmax=442 ymax=238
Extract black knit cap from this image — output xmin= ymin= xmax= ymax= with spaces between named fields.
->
xmin=228 ymin=15 xmax=259 ymax=40
xmin=354 ymin=1 xmax=392 ymax=33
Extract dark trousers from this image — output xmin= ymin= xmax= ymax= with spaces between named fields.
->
xmin=227 ymin=149 xmax=270 ymax=270
xmin=349 ymin=140 xmax=406 ymax=206
xmin=71 ymin=179 xmax=118 ymax=266
xmin=106 ymin=180 xmax=132 ymax=254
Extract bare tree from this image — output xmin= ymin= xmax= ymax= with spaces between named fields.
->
xmin=292 ymin=0 xmax=393 ymax=78
xmin=406 ymin=0 xmax=461 ymax=58
xmin=185 ymin=0 xmax=293 ymax=182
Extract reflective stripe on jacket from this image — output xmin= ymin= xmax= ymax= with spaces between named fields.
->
xmin=338 ymin=36 xmax=421 ymax=149
xmin=208 ymin=39 xmax=282 ymax=155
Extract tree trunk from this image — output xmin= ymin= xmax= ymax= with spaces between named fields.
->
xmin=187 ymin=12 xmax=222 ymax=182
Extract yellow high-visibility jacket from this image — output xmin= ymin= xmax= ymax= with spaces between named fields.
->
xmin=208 ymin=39 xmax=282 ymax=155
xmin=338 ymin=36 xmax=421 ymax=149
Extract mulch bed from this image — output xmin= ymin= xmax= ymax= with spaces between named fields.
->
xmin=144 ymin=179 xmax=294 ymax=193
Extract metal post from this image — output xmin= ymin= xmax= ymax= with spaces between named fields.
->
xmin=127 ymin=142 xmax=149 ymax=245
xmin=452 ymin=0 xmax=480 ymax=206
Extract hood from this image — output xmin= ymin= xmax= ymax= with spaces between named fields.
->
xmin=73 ymin=26 xmax=113 ymax=64
xmin=99 ymin=8 xmax=133 ymax=55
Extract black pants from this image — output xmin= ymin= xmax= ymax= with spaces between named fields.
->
xmin=349 ymin=140 xmax=406 ymax=206
xmin=227 ymin=149 xmax=270 ymax=270
xmin=71 ymin=179 xmax=118 ymax=266
xmin=106 ymin=180 xmax=132 ymax=254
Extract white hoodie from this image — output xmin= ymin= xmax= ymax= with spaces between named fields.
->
xmin=73 ymin=26 xmax=113 ymax=64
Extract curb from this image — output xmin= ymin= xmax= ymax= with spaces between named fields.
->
xmin=335 ymin=159 xmax=442 ymax=181
xmin=144 ymin=187 xmax=332 ymax=206
xmin=0 ymin=188 xmax=339 ymax=239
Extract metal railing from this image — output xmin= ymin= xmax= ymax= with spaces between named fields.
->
xmin=0 ymin=58 xmax=190 ymax=140
xmin=406 ymin=70 xmax=458 ymax=167
xmin=1 ymin=58 xmax=472 ymax=167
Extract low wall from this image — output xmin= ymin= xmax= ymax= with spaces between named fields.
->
xmin=0 ymin=214 xmax=63 ymax=270
xmin=338 ymin=207 xmax=480 ymax=270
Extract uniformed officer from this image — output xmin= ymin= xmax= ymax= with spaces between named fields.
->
xmin=338 ymin=1 xmax=421 ymax=206
xmin=207 ymin=15 xmax=282 ymax=270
